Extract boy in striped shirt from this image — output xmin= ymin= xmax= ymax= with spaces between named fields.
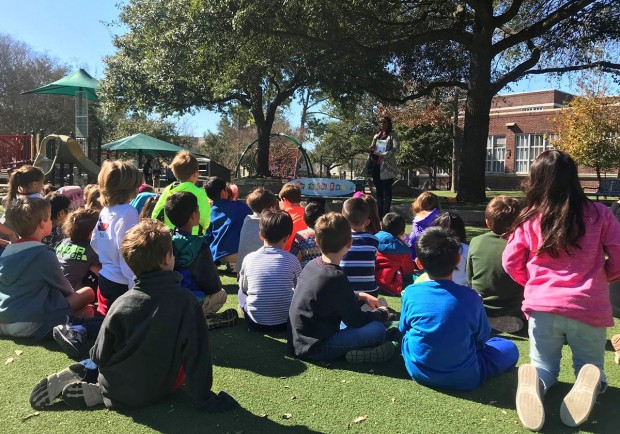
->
xmin=340 ymin=198 xmax=385 ymax=309
xmin=239 ymin=210 xmax=302 ymax=332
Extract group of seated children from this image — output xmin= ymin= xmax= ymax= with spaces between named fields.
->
xmin=3 ymin=149 xmax=620 ymax=431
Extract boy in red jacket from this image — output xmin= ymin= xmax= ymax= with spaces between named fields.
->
xmin=375 ymin=213 xmax=415 ymax=296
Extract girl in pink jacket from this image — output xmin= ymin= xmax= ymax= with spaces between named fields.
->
xmin=503 ymin=150 xmax=620 ymax=431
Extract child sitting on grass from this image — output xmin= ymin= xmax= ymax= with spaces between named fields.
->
xmin=289 ymin=201 xmax=325 ymax=269
xmin=0 ymin=198 xmax=96 ymax=343
xmin=152 ymin=150 xmax=211 ymax=235
xmin=432 ymin=212 xmax=469 ymax=286
xmin=91 ymin=160 xmax=142 ymax=316
xmin=288 ymin=212 xmax=396 ymax=364
xmin=399 ymin=227 xmax=518 ymax=390
xmin=29 ymin=219 xmax=239 ymax=413
xmin=235 ymin=187 xmax=279 ymax=273
xmin=56 ymin=208 xmax=101 ymax=291
xmin=205 ymin=176 xmax=252 ymax=269
xmin=239 ymin=210 xmax=302 ymax=331
xmin=407 ymin=191 xmax=441 ymax=261
xmin=278 ymin=184 xmax=308 ymax=252
xmin=375 ymin=212 xmax=415 ymax=296
xmin=467 ymin=196 xmax=524 ymax=333
xmin=42 ymin=193 xmax=72 ymax=248
xmin=165 ymin=192 xmax=238 ymax=330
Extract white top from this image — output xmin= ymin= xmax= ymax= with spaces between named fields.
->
xmin=91 ymin=203 xmax=139 ymax=288
xmin=239 ymin=246 xmax=302 ymax=326
xmin=453 ymin=243 xmax=469 ymax=287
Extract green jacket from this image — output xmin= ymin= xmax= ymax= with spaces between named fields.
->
xmin=152 ymin=181 xmax=211 ymax=236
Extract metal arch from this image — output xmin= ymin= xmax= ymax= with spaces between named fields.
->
xmin=234 ymin=133 xmax=315 ymax=178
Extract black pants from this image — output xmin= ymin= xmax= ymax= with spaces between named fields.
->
xmin=372 ymin=165 xmax=393 ymax=218
xmin=243 ymin=309 xmax=287 ymax=332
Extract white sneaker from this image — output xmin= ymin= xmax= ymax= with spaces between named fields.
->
xmin=560 ymin=364 xmax=601 ymax=427
xmin=516 ymin=364 xmax=545 ymax=431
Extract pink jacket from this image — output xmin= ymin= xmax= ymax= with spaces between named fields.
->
xmin=502 ymin=202 xmax=620 ymax=327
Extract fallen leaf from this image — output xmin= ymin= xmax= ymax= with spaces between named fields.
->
xmin=5 ymin=357 xmax=14 ymax=365
xmin=21 ymin=412 xmax=39 ymax=421
xmin=501 ymin=410 xmax=507 ymax=415
xmin=391 ymin=397 xmax=395 ymax=404
xmin=15 ymin=350 xmax=23 ymax=356
xmin=369 ymin=369 xmax=375 ymax=373
xmin=489 ymin=400 xmax=497 ymax=405
xmin=352 ymin=415 xmax=368 ymax=424
xmin=341 ymin=380 xmax=346 ymax=383
xmin=291 ymin=396 xmax=297 ymax=400
xmin=282 ymin=413 xmax=292 ymax=420
xmin=259 ymin=414 xmax=268 ymax=418
xmin=279 ymin=376 xmax=287 ymax=380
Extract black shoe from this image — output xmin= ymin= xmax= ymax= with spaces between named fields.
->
xmin=206 ymin=309 xmax=239 ymax=330
xmin=53 ymin=324 xmax=86 ymax=359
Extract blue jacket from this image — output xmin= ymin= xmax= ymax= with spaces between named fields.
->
xmin=205 ymin=200 xmax=251 ymax=261
xmin=0 ymin=242 xmax=73 ymax=339
xmin=376 ymin=231 xmax=410 ymax=255
xmin=399 ymin=279 xmax=491 ymax=390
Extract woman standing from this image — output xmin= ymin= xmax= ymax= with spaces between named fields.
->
xmin=369 ymin=116 xmax=399 ymax=217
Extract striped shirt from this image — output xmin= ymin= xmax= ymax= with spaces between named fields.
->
xmin=340 ymin=231 xmax=379 ymax=294
xmin=239 ymin=246 xmax=302 ymax=326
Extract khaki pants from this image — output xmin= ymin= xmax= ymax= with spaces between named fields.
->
xmin=202 ymin=289 xmax=227 ymax=315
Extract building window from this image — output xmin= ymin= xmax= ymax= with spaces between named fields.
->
xmin=523 ymin=106 xmax=544 ymax=111
xmin=515 ymin=134 xmax=555 ymax=174
xmin=486 ymin=136 xmax=506 ymax=173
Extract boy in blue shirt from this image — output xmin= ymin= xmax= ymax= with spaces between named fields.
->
xmin=399 ymin=227 xmax=518 ymax=390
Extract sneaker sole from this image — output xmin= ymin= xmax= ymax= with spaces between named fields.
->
xmin=516 ymin=364 xmax=545 ymax=431
xmin=207 ymin=309 xmax=239 ymax=330
xmin=345 ymin=341 xmax=396 ymax=364
xmin=560 ymin=364 xmax=601 ymax=427
xmin=62 ymin=382 xmax=104 ymax=409
xmin=53 ymin=327 xmax=80 ymax=359
xmin=488 ymin=316 xmax=524 ymax=334
xmin=29 ymin=365 xmax=83 ymax=409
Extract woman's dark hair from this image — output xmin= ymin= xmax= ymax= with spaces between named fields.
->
xmin=432 ymin=212 xmax=467 ymax=244
xmin=379 ymin=116 xmax=392 ymax=136
xmin=511 ymin=150 xmax=591 ymax=257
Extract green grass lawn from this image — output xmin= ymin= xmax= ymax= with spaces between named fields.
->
xmin=2 ymin=271 xmax=620 ymax=434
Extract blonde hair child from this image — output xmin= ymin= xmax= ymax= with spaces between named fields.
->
xmin=91 ymin=160 xmax=142 ymax=316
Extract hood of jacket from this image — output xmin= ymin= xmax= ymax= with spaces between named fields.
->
xmin=172 ymin=231 xmax=205 ymax=267
xmin=376 ymin=231 xmax=410 ymax=254
xmin=0 ymin=242 xmax=50 ymax=286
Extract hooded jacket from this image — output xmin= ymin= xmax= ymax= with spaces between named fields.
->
xmin=375 ymin=231 xmax=415 ymax=296
xmin=172 ymin=229 xmax=221 ymax=297
xmin=0 ymin=242 xmax=73 ymax=339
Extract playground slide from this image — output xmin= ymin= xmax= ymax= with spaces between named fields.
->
xmin=34 ymin=134 xmax=100 ymax=180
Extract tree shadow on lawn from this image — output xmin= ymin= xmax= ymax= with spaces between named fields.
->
xmin=209 ymin=319 xmax=307 ymax=379
xmin=117 ymin=393 xmax=323 ymax=434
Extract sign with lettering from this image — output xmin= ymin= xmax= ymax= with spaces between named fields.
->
xmin=288 ymin=178 xmax=357 ymax=197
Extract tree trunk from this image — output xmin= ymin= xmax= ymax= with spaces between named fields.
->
xmin=252 ymin=105 xmax=275 ymax=178
xmin=596 ymin=167 xmax=602 ymax=186
xmin=451 ymin=90 xmax=461 ymax=193
xmin=457 ymin=51 xmax=493 ymax=202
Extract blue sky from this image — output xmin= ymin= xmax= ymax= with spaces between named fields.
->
xmin=1 ymin=1 xmax=599 ymax=137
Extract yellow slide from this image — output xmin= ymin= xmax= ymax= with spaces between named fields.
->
xmin=33 ymin=134 xmax=100 ymax=180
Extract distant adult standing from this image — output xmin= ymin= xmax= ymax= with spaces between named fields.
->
xmin=143 ymin=156 xmax=153 ymax=185
xmin=369 ymin=116 xmax=399 ymax=218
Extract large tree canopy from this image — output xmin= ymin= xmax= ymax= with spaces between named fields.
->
xmin=245 ymin=0 xmax=620 ymax=200
xmin=0 ymin=33 xmax=74 ymax=135
xmin=100 ymin=0 xmax=393 ymax=177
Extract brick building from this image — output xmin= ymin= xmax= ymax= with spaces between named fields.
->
xmin=483 ymin=89 xmax=611 ymax=190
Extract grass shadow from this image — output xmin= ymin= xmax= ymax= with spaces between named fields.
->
xmin=209 ymin=319 xmax=307 ymax=379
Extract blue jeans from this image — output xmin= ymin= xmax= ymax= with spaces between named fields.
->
xmin=310 ymin=321 xmax=386 ymax=361
xmin=528 ymin=311 xmax=607 ymax=390
xmin=478 ymin=337 xmax=519 ymax=384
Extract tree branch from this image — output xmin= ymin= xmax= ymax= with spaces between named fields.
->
xmin=492 ymin=0 xmax=597 ymax=55
xmin=376 ymin=80 xmax=468 ymax=104
xmin=494 ymin=0 xmax=526 ymax=26
xmin=522 ymin=61 xmax=620 ymax=76
xmin=491 ymin=41 xmax=541 ymax=94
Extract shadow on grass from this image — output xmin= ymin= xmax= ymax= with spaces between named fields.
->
xmin=119 ymin=396 xmax=323 ymax=434
xmin=209 ymin=319 xmax=307 ymax=379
